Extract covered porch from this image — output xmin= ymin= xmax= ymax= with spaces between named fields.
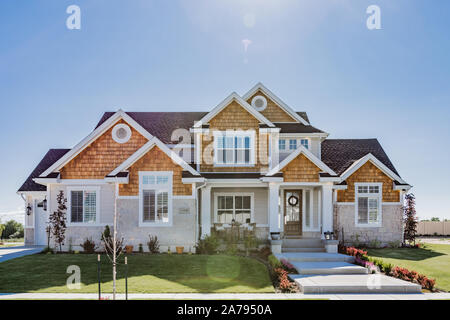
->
xmin=199 ymin=180 xmax=335 ymax=241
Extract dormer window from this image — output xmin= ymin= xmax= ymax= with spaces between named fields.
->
xmin=289 ymin=139 xmax=297 ymax=150
xmin=300 ymin=139 xmax=309 ymax=149
xmin=213 ymin=131 xmax=255 ymax=166
xmin=279 ymin=139 xmax=286 ymax=151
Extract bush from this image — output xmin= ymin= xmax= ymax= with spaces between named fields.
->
xmin=280 ymin=259 xmax=297 ymax=273
xmin=225 ymin=242 xmax=238 ymax=255
xmin=147 ymin=235 xmax=160 ymax=253
xmin=268 ymin=254 xmax=282 ymax=269
xmin=41 ymin=246 xmax=54 ymax=254
xmin=138 ymin=243 xmax=144 ymax=253
xmin=80 ymin=238 xmax=97 ymax=253
xmin=342 ymin=246 xmax=368 ymax=258
xmin=274 ymin=268 xmax=297 ymax=293
xmin=258 ymin=246 xmax=272 ymax=259
xmin=390 ymin=266 xmax=436 ymax=291
xmin=195 ymin=235 xmax=219 ymax=254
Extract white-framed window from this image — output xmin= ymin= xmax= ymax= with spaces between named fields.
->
xmin=355 ymin=183 xmax=382 ymax=227
xmin=300 ymin=139 xmax=309 ymax=149
xmin=139 ymin=171 xmax=173 ymax=226
xmin=67 ymin=187 xmax=100 ymax=224
xmin=214 ymin=193 xmax=254 ymax=224
xmin=289 ymin=139 xmax=297 ymax=150
xmin=213 ymin=131 xmax=255 ymax=166
xmin=279 ymin=139 xmax=286 ymax=151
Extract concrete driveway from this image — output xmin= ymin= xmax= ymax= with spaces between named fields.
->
xmin=0 ymin=246 xmax=45 ymax=263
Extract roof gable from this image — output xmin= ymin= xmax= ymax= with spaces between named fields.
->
xmin=340 ymin=153 xmax=407 ymax=184
xmin=193 ymin=92 xmax=274 ymax=128
xmin=242 ymin=83 xmax=310 ymax=126
xmin=40 ymin=110 xmax=153 ymax=177
xmin=266 ymin=145 xmax=336 ymax=177
xmin=109 ymin=136 xmax=200 ymax=177
xmin=246 ymin=90 xmax=298 ymax=123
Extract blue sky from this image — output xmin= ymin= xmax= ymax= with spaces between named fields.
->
xmin=1 ymin=0 xmax=449 ymax=223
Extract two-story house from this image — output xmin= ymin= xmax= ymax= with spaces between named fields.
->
xmin=18 ymin=83 xmax=411 ymax=251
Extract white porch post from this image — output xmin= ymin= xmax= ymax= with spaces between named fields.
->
xmin=321 ymin=183 xmax=334 ymax=239
xmin=201 ymin=185 xmax=212 ymax=238
xmin=268 ymin=183 xmax=280 ymax=237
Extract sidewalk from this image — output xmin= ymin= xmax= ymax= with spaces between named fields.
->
xmin=0 ymin=292 xmax=449 ymax=300
xmin=0 ymin=246 xmax=45 ymax=263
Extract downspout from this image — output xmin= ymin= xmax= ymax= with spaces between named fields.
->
xmin=195 ymin=181 xmax=207 ymax=242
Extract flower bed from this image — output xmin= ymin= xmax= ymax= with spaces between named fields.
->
xmin=339 ymin=245 xmax=436 ymax=291
xmin=267 ymin=254 xmax=299 ymax=293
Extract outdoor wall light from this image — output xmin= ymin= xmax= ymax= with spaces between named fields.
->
xmin=26 ymin=204 xmax=32 ymax=216
xmin=43 ymin=197 xmax=47 ymax=211
xmin=324 ymin=231 xmax=334 ymax=240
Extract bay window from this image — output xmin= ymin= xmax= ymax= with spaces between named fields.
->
xmin=355 ymin=183 xmax=382 ymax=226
xmin=214 ymin=131 xmax=255 ymax=166
xmin=139 ymin=172 xmax=172 ymax=226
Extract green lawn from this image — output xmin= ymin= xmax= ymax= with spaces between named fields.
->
xmin=0 ymin=254 xmax=274 ymax=293
xmin=367 ymin=243 xmax=450 ymax=292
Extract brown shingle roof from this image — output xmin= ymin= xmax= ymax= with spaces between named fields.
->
xmin=96 ymin=111 xmax=317 ymax=143
xmin=18 ymin=149 xmax=71 ymax=192
xmin=321 ymin=139 xmax=400 ymax=177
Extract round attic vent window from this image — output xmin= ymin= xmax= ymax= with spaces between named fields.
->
xmin=251 ymin=95 xmax=267 ymax=111
xmin=112 ymin=124 xmax=132 ymax=144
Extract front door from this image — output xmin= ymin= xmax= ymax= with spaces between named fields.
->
xmin=284 ymin=190 xmax=302 ymax=236
xmin=35 ymin=200 xmax=48 ymax=245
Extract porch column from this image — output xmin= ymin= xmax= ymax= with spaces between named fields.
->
xmin=321 ymin=183 xmax=334 ymax=239
xmin=268 ymin=182 xmax=280 ymax=236
xmin=201 ymin=185 xmax=212 ymax=238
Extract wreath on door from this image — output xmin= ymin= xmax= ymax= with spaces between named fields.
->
xmin=288 ymin=195 xmax=299 ymax=207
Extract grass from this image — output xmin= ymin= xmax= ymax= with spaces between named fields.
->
xmin=367 ymin=243 xmax=450 ymax=292
xmin=0 ymin=238 xmax=24 ymax=247
xmin=0 ymin=253 xmax=274 ymax=293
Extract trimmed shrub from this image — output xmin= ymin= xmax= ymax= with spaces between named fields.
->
xmin=147 ymin=235 xmax=160 ymax=254
xmin=80 ymin=238 xmax=96 ymax=254
xmin=268 ymin=254 xmax=282 ymax=269
xmin=195 ymin=234 xmax=219 ymax=254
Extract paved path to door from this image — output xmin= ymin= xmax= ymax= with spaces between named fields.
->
xmin=0 ymin=292 xmax=449 ymax=300
xmin=0 ymin=246 xmax=45 ymax=263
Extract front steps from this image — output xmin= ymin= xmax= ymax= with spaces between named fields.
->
xmin=276 ymin=239 xmax=422 ymax=294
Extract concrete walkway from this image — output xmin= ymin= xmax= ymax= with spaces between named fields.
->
xmin=0 ymin=246 xmax=45 ymax=263
xmin=0 ymin=292 xmax=449 ymax=300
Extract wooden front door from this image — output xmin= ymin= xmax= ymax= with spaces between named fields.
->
xmin=284 ymin=190 xmax=302 ymax=236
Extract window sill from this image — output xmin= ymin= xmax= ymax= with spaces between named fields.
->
xmin=139 ymin=222 xmax=173 ymax=227
xmin=355 ymin=223 xmax=382 ymax=228
xmin=67 ymin=223 xmax=105 ymax=227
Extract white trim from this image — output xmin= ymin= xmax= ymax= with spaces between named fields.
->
xmin=66 ymin=186 xmax=101 ymax=226
xmin=109 ymin=136 xmax=200 ymax=177
xmin=193 ymin=92 xmax=275 ymax=128
xmin=260 ymin=177 xmax=283 ymax=183
xmin=266 ymin=145 xmax=337 ymax=176
xmin=138 ymin=171 xmax=173 ymax=227
xmin=213 ymin=192 xmax=255 ymax=224
xmin=213 ymin=130 xmax=256 ymax=167
xmin=302 ymin=188 xmax=319 ymax=232
xmin=182 ymin=177 xmax=206 ymax=183
xmin=279 ymin=133 xmax=329 ymax=138
xmin=393 ymin=182 xmax=412 ymax=191
xmin=280 ymin=182 xmax=326 ymax=187
xmin=332 ymin=185 xmax=348 ymax=190
xmin=40 ymin=110 xmax=153 ymax=177
xmin=117 ymin=195 xmax=139 ymax=200
xmin=340 ymin=153 xmax=407 ymax=184
xmin=111 ymin=123 xmax=132 ymax=144
xmin=354 ymin=182 xmax=382 ymax=228
xmin=383 ymin=202 xmax=403 ymax=206
xmin=242 ymin=82 xmax=310 ymax=126
xmin=319 ymin=177 xmax=341 ymax=182
xmin=336 ymin=202 xmax=355 ymax=205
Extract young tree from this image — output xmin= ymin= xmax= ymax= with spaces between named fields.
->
xmin=49 ymin=191 xmax=67 ymax=252
xmin=403 ymin=193 xmax=418 ymax=246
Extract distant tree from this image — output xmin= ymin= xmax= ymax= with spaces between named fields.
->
xmin=0 ymin=220 xmax=5 ymax=240
xmin=49 ymin=191 xmax=67 ymax=252
xmin=403 ymin=193 xmax=418 ymax=246
xmin=430 ymin=217 xmax=440 ymax=222
xmin=1 ymin=220 xmax=24 ymax=239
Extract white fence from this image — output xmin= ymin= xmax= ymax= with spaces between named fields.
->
xmin=417 ymin=221 xmax=450 ymax=236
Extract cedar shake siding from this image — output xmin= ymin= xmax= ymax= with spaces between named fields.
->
xmin=200 ymin=99 xmax=269 ymax=172
xmin=60 ymin=119 xmax=148 ymax=179
xmin=119 ymin=146 xmax=192 ymax=196
xmin=337 ymin=161 xmax=400 ymax=202
xmin=246 ymin=90 xmax=297 ymax=123
xmin=281 ymin=153 xmax=321 ymax=182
